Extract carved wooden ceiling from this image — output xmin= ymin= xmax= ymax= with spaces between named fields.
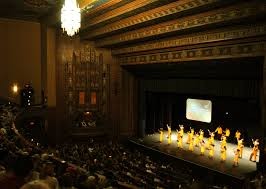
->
xmin=1 ymin=0 xmax=265 ymax=55
xmin=0 ymin=0 xmax=61 ymax=21
xmin=79 ymin=0 xmax=266 ymax=53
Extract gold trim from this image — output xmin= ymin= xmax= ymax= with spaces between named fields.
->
xmin=97 ymin=2 xmax=266 ymax=47
xmin=112 ymin=24 xmax=266 ymax=55
xmin=82 ymin=0 xmax=163 ymax=29
xmin=84 ymin=0 xmax=219 ymax=38
xmin=118 ymin=42 xmax=266 ymax=65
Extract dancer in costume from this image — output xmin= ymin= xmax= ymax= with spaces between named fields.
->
xmin=237 ymin=138 xmax=244 ymax=158
xmin=167 ymin=124 xmax=171 ymax=138
xmin=200 ymin=140 xmax=205 ymax=156
xmin=224 ymin=128 xmax=230 ymax=137
xmin=167 ymin=132 xmax=171 ymax=145
xmin=207 ymin=130 xmax=215 ymax=149
xmin=220 ymin=135 xmax=227 ymax=149
xmin=179 ymin=125 xmax=184 ymax=138
xmin=189 ymin=137 xmax=194 ymax=152
xmin=186 ymin=127 xmax=194 ymax=144
xmin=215 ymin=125 xmax=223 ymax=139
xmin=250 ymin=139 xmax=259 ymax=162
xmin=159 ymin=128 xmax=164 ymax=143
xmin=194 ymin=132 xmax=200 ymax=147
xmin=235 ymin=130 xmax=241 ymax=143
xmin=233 ymin=149 xmax=240 ymax=167
xmin=199 ymin=129 xmax=204 ymax=141
xmin=220 ymin=145 xmax=226 ymax=162
xmin=208 ymin=144 xmax=214 ymax=159
xmin=176 ymin=129 xmax=183 ymax=149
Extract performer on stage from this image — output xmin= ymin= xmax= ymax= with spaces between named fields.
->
xmin=159 ymin=128 xmax=163 ymax=143
xmin=189 ymin=137 xmax=194 ymax=152
xmin=235 ymin=130 xmax=241 ymax=143
xmin=186 ymin=128 xmax=194 ymax=144
xmin=220 ymin=145 xmax=227 ymax=162
xmin=215 ymin=125 xmax=223 ymax=139
xmin=167 ymin=131 xmax=172 ymax=145
xmin=208 ymin=144 xmax=214 ymax=159
xmin=207 ymin=130 xmax=215 ymax=149
xmin=194 ymin=132 xmax=200 ymax=147
xmin=233 ymin=149 xmax=240 ymax=167
xmin=199 ymin=129 xmax=204 ymax=141
xmin=220 ymin=135 xmax=227 ymax=149
xmin=200 ymin=140 xmax=205 ymax=156
xmin=224 ymin=128 xmax=230 ymax=138
xmin=177 ymin=130 xmax=183 ymax=148
xmin=250 ymin=139 xmax=259 ymax=162
xmin=179 ymin=125 xmax=184 ymax=138
xmin=167 ymin=124 xmax=171 ymax=138
xmin=237 ymin=138 xmax=244 ymax=158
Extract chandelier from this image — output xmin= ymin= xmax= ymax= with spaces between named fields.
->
xmin=61 ymin=0 xmax=81 ymax=36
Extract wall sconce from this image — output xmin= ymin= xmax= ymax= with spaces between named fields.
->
xmin=12 ymin=84 xmax=19 ymax=94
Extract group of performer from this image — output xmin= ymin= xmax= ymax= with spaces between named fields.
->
xmin=158 ymin=124 xmax=260 ymax=167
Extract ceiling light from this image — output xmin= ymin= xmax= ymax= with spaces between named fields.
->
xmin=61 ymin=0 xmax=81 ymax=36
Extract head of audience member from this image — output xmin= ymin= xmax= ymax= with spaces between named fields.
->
xmin=20 ymin=180 xmax=51 ymax=189
xmin=40 ymin=161 xmax=55 ymax=178
xmin=12 ymin=155 xmax=34 ymax=178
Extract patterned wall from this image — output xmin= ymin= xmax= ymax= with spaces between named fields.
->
xmin=63 ymin=44 xmax=109 ymax=125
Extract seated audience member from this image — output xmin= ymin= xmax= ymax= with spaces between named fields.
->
xmin=39 ymin=161 xmax=59 ymax=189
xmin=21 ymin=180 xmax=51 ymax=189
xmin=60 ymin=172 xmax=77 ymax=189
xmin=0 ymin=155 xmax=33 ymax=189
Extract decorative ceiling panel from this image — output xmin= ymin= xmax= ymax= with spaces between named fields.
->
xmin=0 ymin=0 xmax=60 ymax=21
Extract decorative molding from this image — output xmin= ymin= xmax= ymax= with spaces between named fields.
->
xmin=81 ymin=0 xmax=122 ymax=16
xmin=112 ymin=24 xmax=266 ymax=55
xmin=24 ymin=0 xmax=49 ymax=8
xmin=84 ymin=0 xmax=220 ymax=39
xmin=96 ymin=2 xmax=266 ymax=47
xmin=81 ymin=0 xmax=165 ymax=29
xmin=118 ymin=42 xmax=266 ymax=65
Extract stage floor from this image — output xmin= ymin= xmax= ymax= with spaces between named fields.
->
xmin=131 ymin=131 xmax=258 ymax=180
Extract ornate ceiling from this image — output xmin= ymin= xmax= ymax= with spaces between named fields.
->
xmin=0 ymin=0 xmax=60 ymax=21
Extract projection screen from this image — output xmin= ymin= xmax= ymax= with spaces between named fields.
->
xmin=186 ymin=98 xmax=212 ymax=123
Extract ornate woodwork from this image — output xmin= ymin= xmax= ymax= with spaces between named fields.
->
xmin=95 ymin=2 xmax=266 ymax=47
xmin=118 ymin=41 xmax=266 ymax=65
xmin=64 ymin=45 xmax=109 ymax=126
xmin=82 ymin=0 xmax=224 ymax=39
xmin=112 ymin=24 xmax=266 ymax=55
xmin=81 ymin=0 xmax=173 ymax=30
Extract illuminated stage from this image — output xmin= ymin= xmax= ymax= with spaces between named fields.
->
xmin=130 ymin=131 xmax=258 ymax=180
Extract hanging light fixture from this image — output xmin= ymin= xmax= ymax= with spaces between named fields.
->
xmin=61 ymin=0 xmax=81 ymax=36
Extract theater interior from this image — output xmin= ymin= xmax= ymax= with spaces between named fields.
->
xmin=0 ymin=0 xmax=266 ymax=189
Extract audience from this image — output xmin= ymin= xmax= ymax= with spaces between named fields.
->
xmin=0 ymin=101 xmax=265 ymax=189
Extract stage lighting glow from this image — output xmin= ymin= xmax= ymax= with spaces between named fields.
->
xmin=171 ymin=134 xmax=177 ymax=141
xmin=186 ymin=98 xmax=212 ymax=123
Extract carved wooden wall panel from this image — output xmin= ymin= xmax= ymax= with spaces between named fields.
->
xmin=64 ymin=45 xmax=110 ymax=122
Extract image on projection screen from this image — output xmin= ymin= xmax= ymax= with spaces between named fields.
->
xmin=186 ymin=98 xmax=212 ymax=123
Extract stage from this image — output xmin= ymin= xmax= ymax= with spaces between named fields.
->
xmin=130 ymin=131 xmax=258 ymax=180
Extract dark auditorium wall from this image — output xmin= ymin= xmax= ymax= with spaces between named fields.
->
xmin=0 ymin=18 xmax=41 ymax=103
